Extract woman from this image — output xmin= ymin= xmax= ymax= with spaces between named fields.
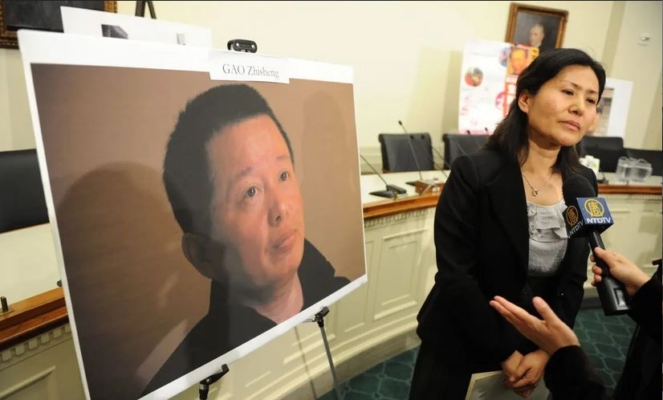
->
xmin=409 ymin=48 xmax=605 ymax=399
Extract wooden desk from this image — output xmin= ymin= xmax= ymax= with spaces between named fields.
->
xmin=1 ymin=171 xmax=660 ymax=400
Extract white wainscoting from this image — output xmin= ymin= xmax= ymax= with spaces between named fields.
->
xmin=595 ymin=193 xmax=662 ymax=278
xmin=1 ymin=189 xmax=660 ymax=400
xmin=0 ymin=325 xmax=83 ymax=400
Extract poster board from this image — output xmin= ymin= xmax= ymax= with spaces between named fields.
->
xmin=588 ymin=78 xmax=633 ymax=138
xmin=18 ymin=29 xmax=367 ymax=400
xmin=61 ymin=6 xmax=212 ymax=47
xmin=459 ymin=40 xmax=538 ymax=134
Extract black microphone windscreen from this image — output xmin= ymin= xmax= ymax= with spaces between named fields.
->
xmin=562 ymin=174 xmax=596 ymax=206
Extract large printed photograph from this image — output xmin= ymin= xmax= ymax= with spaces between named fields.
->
xmin=29 ymin=64 xmax=365 ymax=399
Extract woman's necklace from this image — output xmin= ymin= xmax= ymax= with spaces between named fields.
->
xmin=522 ymin=171 xmax=554 ymax=197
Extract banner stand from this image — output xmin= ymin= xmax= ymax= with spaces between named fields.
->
xmin=310 ymin=306 xmax=342 ymax=400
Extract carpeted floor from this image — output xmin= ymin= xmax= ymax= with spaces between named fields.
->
xmin=318 ymin=306 xmax=636 ymax=400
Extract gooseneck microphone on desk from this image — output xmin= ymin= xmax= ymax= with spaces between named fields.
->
xmin=398 ymin=120 xmax=425 ymax=186
xmin=597 ymin=167 xmax=609 ymax=184
xmin=359 ymin=154 xmax=407 ymax=199
xmin=398 ymin=120 xmax=450 ymax=183
xmin=562 ymin=174 xmax=630 ymax=315
xmin=429 ymin=146 xmax=450 ymax=180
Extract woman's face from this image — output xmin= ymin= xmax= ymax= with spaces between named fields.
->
xmin=519 ymin=65 xmax=600 ymax=148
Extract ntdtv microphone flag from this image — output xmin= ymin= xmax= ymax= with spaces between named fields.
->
xmin=564 ymin=196 xmax=630 ymax=315
xmin=564 ymin=197 xmax=613 ymax=238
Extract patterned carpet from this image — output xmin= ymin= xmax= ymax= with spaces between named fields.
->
xmin=318 ymin=306 xmax=636 ymax=400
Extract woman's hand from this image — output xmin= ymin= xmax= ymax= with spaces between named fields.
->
xmin=500 ymin=351 xmax=523 ymax=387
xmin=511 ymin=349 xmax=549 ymax=397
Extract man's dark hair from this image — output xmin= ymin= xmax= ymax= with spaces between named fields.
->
xmin=486 ymin=48 xmax=606 ymax=172
xmin=163 ymin=84 xmax=293 ymax=235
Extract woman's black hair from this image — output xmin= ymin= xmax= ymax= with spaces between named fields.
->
xmin=486 ymin=48 xmax=606 ymax=172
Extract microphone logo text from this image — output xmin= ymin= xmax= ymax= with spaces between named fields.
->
xmin=565 ymin=206 xmax=579 ymax=226
xmin=583 ymin=199 xmax=605 ymax=217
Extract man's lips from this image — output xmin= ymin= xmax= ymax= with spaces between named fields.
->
xmin=273 ymin=230 xmax=297 ymax=251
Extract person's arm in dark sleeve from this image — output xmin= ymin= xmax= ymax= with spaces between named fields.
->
xmin=544 ymin=345 xmax=608 ymax=400
xmin=627 ymin=275 xmax=662 ymax=345
xmin=432 ymin=155 xmax=518 ymax=363
xmin=554 ymin=239 xmax=590 ymax=328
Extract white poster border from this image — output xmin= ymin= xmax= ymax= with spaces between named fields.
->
xmin=18 ymin=29 xmax=363 ymax=400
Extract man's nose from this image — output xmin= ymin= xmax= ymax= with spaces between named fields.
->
xmin=268 ymin=191 xmax=287 ymax=226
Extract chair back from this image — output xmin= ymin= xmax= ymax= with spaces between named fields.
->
xmin=442 ymin=133 xmax=489 ymax=168
xmin=578 ymin=136 xmax=627 ymax=172
xmin=378 ymin=133 xmax=434 ymax=172
xmin=0 ymin=149 xmax=49 ymax=233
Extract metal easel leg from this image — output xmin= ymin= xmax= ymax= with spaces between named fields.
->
xmin=312 ymin=307 xmax=342 ymax=400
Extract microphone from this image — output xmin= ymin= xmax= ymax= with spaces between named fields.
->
xmin=398 ymin=121 xmax=449 ymax=180
xmin=398 ymin=120 xmax=424 ymax=186
xmin=597 ymin=167 xmax=609 ymax=184
xmin=562 ymin=174 xmax=630 ymax=315
xmin=429 ymin=146 xmax=450 ymax=180
xmin=465 ymin=129 xmax=489 ymax=153
xmin=359 ymin=154 xmax=407 ymax=199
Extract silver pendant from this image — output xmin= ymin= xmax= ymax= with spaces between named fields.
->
xmin=532 ymin=189 xmax=539 ymax=196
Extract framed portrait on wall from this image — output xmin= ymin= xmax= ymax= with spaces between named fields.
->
xmin=0 ymin=0 xmax=117 ymax=49
xmin=505 ymin=3 xmax=568 ymax=53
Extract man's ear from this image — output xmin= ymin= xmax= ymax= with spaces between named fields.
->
xmin=182 ymin=233 xmax=220 ymax=280
xmin=518 ymin=90 xmax=532 ymax=114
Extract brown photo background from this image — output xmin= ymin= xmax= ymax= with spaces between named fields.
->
xmin=30 ymin=64 xmax=365 ymax=400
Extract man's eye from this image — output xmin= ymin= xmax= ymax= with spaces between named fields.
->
xmin=280 ymin=171 xmax=290 ymax=181
xmin=246 ymin=186 xmax=257 ymax=198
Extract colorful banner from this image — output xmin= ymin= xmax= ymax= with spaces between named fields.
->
xmin=459 ymin=40 xmax=538 ymax=134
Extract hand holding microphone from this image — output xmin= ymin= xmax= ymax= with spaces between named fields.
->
xmin=562 ymin=174 xmax=630 ymax=315
xmin=590 ymin=247 xmax=650 ymax=297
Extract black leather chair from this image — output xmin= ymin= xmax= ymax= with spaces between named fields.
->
xmin=577 ymin=136 xmax=627 ymax=173
xmin=442 ymin=133 xmax=489 ymax=168
xmin=625 ymin=148 xmax=662 ymax=176
xmin=378 ymin=133 xmax=434 ymax=172
xmin=0 ymin=149 xmax=49 ymax=233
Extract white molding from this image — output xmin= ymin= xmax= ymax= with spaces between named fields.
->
xmin=0 ymin=366 xmax=57 ymax=399
xmin=364 ymin=208 xmax=433 ymax=228
xmin=0 ymin=324 xmax=72 ymax=371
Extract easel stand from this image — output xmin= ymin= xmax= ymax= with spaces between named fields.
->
xmin=311 ymin=307 xmax=342 ymax=400
xmin=199 ymin=364 xmax=229 ymax=400
xmin=135 ymin=1 xmax=157 ymax=18
xmin=194 ymin=37 xmax=260 ymax=400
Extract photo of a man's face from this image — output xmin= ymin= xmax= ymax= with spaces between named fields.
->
xmin=508 ymin=48 xmax=528 ymax=75
xmin=28 ymin=64 xmax=365 ymax=400
xmin=206 ymin=115 xmax=305 ymax=296
xmin=528 ymin=23 xmax=545 ymax=48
